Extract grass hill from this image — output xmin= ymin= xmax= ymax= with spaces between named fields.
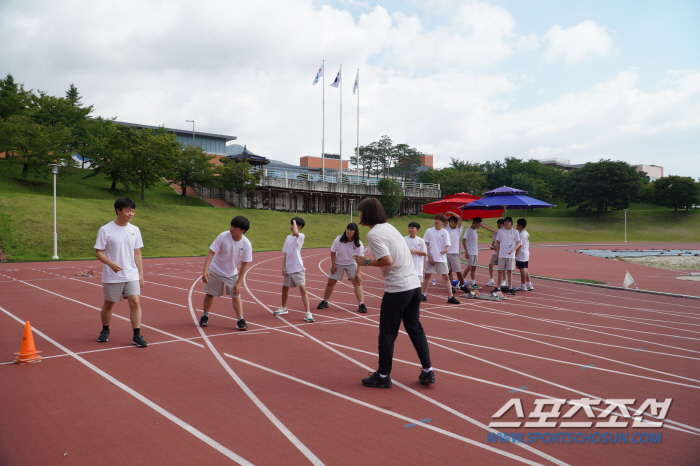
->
xmin=0 ymin=160 xmax=697 ymax=262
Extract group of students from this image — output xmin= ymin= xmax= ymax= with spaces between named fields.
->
xmin=399 ymin=213 xmax=533 ymax=303
xmin=93 ymin=197 xmax=435 ymax=389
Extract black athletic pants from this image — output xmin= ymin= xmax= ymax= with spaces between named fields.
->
xmin=377 ymin=287 xmax=431 ymax=376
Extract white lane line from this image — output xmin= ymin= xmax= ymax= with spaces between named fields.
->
xmin=245 ymin=256 xmax=569 ymax=466
xmin=0 ymin=305 xmax=253 ymax=465
xmin=186 ymin=277 xmax=325 ymax=466
xmin=15 ymin=279 xmax=203 ymax=348
xmin=223 ymin=353 xmax=548 ymax=466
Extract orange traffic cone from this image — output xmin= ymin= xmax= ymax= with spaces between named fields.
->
xmin=14 ymin=321 xmax=42 ymax=364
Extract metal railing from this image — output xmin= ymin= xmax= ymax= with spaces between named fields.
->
xmin=252 ymin=168 xmax=440 ymax=190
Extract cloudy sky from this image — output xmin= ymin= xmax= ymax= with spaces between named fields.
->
xmin=2 ymin=0 xmax=699 ymax=178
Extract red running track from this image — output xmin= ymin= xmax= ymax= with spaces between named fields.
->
xmin=0 ymin=248 xmax=699 ymax=465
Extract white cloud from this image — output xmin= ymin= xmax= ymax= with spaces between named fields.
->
xmin=544 ymin=20 xmax=612 ymax=65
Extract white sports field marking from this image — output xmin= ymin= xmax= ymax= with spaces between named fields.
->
xmin=186 ymin=277 xmax=325 ymax=466
xmin=244 ymin=256 xmax=570 ymax=466
xmin=223 ymin=353 xmax=555 ymax=466
xmin=14 ymin=279 xmax=203 ymax=348
xmin=0 ymin=305 xmax=254 ymax=465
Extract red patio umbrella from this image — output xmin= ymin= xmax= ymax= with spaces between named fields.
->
xmin=422 ymin=195 xmax=504 ymax=220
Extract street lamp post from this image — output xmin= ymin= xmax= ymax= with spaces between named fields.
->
xmin=350 ymin=198 xmax=354 ymax=223
xmin=185 ymin=120 xmax=195 ymax=147
xmin=48 ymin=164 xmax=60 ymax=260
xmin=624 ymin=209 xmax=628 ymax=243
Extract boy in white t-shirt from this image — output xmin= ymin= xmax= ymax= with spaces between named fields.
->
xmin=515 ymin=218 xmax=533 ymax=291
xmin=200 ymin=216 xmax=253 ymax=330
xmin=445 ymin=211 xmax=466 ymax=293
xmin=275 ymin=218 xmax=314 ymax=322
xmin=317 ymin=222 xmax=366 ymax=313
xmin=94 ymin=198 xmax=147 ymax=347
xmin=404 ymin=222 xmax=427 ymax=300
xmin=422 ymin=213 xmax=460 ymax=304
xmin=461 ymin=217 xmax=482 ymax=290
xmin=495 ymin=216 xmax=520 ymax=294
xmin=486 ymin=219 xmax=504 ymax=286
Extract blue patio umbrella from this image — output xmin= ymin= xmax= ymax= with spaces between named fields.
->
xmin=460 ymin=186 xmax=555 ymax=214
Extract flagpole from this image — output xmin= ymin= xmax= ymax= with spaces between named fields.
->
xmin=356 ymin=69 xmax=359 ymax=181
xmin=322 ymin=60 xmax=325 ymax=179
xmin=339 ymin=64 xmax=342 ymax=183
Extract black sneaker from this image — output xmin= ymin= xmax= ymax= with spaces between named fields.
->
xmin=237 ymin=318 xmax=248 ymax=331
xmin=133 ymin=335 xmax=148 ymax=347
xmin=421 ymin=294 xmax=427 ymax=302
xmin=459 ymin=284 xmax=470 ymax=293
xmin=419 ymin=370 xmax=436 ymax=385
xmin=317 ymin=300 xmax=329 ymax=309
xmin=451 ymin=286 xmax=457 ymax=294
xmin=97 ymin=329 xmax=109 ymax=342
xmin=362 ymin=371 xmax=392 ymax=388
xmin=358 ymin=303 xmax=367 ymax=313
xmin=508 ymin=288 xmax=516 ymax=296
xmin=199 ymin=315 xmax=209 ymax=327
xmin=447 ymin=296 xmax=460 ymax=304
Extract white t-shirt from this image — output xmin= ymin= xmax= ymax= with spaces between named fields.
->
xmin=331 ymin=235 xmax=364 ymax=266
xmin=94 ymin=221 xmax=144 ymax=283
xmin=404 ymin=235 xmax=427 ymax=278
xmin=208 ymin=231 xmax=253 ymax=277
xmin=283 ymin=233 xmax=305 ymax=274
xmin=423 ymin=227 xmax=450 ymax=263
xmin=445 ymin=225 xmax=463 ymax=254
xmin=463 ymin=227 xmax=479 ymax=255
xmin=367 ymin=223 xmax=421 ymax=293
xmin=496 ymin=228 xmax=520 ymax=259
xmin=517 ymin=230 xmax=530 ymax=262
xmin=491 ymin=230 xmax=500 ymax=256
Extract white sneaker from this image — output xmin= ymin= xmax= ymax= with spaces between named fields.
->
xmin=274 ymin=307 xmax=288 ymax=316
xmin=517 ymin=285 xmax=528 ymax=291
xmin=486 ymin=279 xmax=495 ymax=286
xmin=304 ymin=312 xmax=315 ymax=322
xmin=526 ymin=284 xmax=534 ymax=291
xmin=501 ymin=281 xmax=508 ymax=287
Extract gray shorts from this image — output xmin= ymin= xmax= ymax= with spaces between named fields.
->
xmin=446 ymin=253 xmax=461 ymax=272
xmin=103 ymin=281 xmax=140 ymax=302
xmin=466 ymin=254 xmax=478 ymax=266
xmin=205 ymin=270 xmax=240 ymax=297
xmin=425 ymin=261 xmax=448 ymax=275
xmin=329 ymin=263 xmax=358 ymax=281
xmin=498 ymin=257 xmax=516 ymax=271
xmin=283 ymin=271 xmax=306 ymax=288
xmin=489 ymin=254 xmax=498 ymax=266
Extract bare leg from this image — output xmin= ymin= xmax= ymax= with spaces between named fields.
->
xmin=323 ymin=279 xmax=337 ymax=300
xmin=202 ymin=294 xmax=215 ymax=313
xmin=126 ymin=295 xmax=142 ymax=329
xmin=442 ymin=274 xmax=452 ymax=296
xmin=232 ymin=296 xmax=243 ymax=318
xmin=100 ymin=300 xmax=116 ymax=326
xmin=351 ymin=277 xmax=364 ymax=303
xmin=456 ymin=271 xmax=465 ymax=286
xmin=506 ymin=270 xmax=513 ymax=288
xmin=489 ymin=264 xmax=494 ymax=279
xmin=498 ymin=269 xmax=505 ymax=286
xmin=281 ymin=286 xmax=290 ymax=308
xmin=298 ymin=286 xmax=310 ymax=313
xmin=422 ymin=274 xmax=432 ymax=294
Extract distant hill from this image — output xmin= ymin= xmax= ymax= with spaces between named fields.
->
xmin=226 ymin=144 xmax=257 ymax=156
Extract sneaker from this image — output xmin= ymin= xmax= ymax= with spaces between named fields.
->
xmin=97 ymin=329 xmax=109 ymax=342
xmin=133 ymin=335 xmax=148 ymax=347
xmin=526 ymin=284 xmax=534 ymax=291
xmin=508 ymin=288 xmax=517 ymax=296
xmin=459 ymin=284 xmax=470 ymax=293
xmin=451 ymin=286 xmax=457 ymax=294
xmin=274 ymin=307 xmax=288 ymax=316
xmin=419 ymin=370 xmax=436 ymax=385
xmin=516 ymin=285 xmax=528 ymax=291
xmin=236 ymin=318 xmax=248 ymax=331
xmin=358 ymin=303 xmax=367 ymax=313
xmin=317 ymin=300 xmax=329 ymax=309
xmin=421 ymin=294 xmax=427 ymax=302
xmin=447 ymin=296 xmax=460 ymax=304
xmin=303 ymin=313 xmax=315 ymax=322
xmin=470 ymin=284 xmax=482 ymax=290
xmin=199 ymin=315 xmax=209 ymax=327
xmin=486 ymin=279 xmax=496 ymax=286
xmin=362 ymin=371 xmax=392 ymax=388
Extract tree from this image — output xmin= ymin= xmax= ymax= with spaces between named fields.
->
xmin=653 ymin=176 xmax=700 ymax=217
xmin=216 ymin=158 xmax=261 ymax=207
xmin=0 ymin=74 xmax=32 ymax=120
xmin=62 ymin=84 xmax=94 ymax=168
xmin=82 ymin=119 xmax=139 ymax=192
xmin=416 ymin=168 xmax=486 ymax=196
xmin=394 ymin=144 xmax=422 ymax=181
xmin=564 ymin=160 xmax=640 ymax=217
xmin=126 ymin=126 xmax=180 ymax=202
xmin=168 ymin=145 xmax=216 ymax=197
xmin=377 ymin=178 xmax=403 ymax=217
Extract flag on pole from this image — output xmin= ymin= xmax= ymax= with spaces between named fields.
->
xmin=329 ymin=68 xmax=341 ymax=88
xmin=623 ymin=271 xmax=637 ymax=289
xmin=353 ymin=70 xmax=359 ymax=95
xmin=312 ymin=62 xmax=324 ymax=86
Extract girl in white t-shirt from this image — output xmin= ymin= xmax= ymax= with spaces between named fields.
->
xmin=317 ymin=223 xmax=367 ymax=313
xmin=515 ymin=218 xmax=533 ymax=291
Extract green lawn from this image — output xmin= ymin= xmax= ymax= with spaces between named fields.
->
xmin=1 ymin=159 xmax=698 ymax=262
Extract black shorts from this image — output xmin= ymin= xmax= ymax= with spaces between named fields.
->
xmin=516 ymin=260 xmax=528 ymax=269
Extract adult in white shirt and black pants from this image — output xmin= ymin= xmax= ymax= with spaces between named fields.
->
xmin=354 ymin=198 xmax=435 ymax=388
